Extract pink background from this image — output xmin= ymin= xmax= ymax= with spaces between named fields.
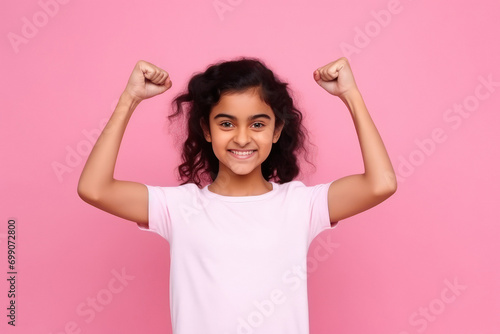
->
xmin=2 ymin=0 xmax=499 ymax=333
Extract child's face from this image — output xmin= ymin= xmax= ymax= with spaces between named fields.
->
xmin=201 ymin=87 xmax=283 ymax=178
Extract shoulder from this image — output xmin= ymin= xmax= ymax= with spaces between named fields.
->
xmin=145 ymin=182 xmax=203 ymax=200
xmin=278 ymin=180 xmax=332 ymax=198
xmin=279 ymin=180 xmax=331 ymax=191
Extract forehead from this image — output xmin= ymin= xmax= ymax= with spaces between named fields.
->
xmin=210 ymin=88 xmax=274 ymax=120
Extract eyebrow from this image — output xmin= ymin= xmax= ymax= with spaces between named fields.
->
xmin=213 ymin=113 xmax=271 ymax=121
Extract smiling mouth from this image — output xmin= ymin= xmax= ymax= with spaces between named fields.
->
xmin=228 ymin=150 xmax=256 ymax=157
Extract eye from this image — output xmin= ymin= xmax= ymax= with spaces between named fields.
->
xmin=252 ymin=122 xmax=264 ymax=128
xmin=220 ymin=121 xmax=233 ymax=128
xmin=219 ymin=122 xmax=265 ymax=129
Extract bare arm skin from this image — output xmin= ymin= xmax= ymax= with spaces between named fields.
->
xmin=313 ymin=57 xmax=397 ymax=224
xmin=77 ymin=60 xmax=172 ymax=228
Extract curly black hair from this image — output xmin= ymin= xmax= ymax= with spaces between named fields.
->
xmin=167 ymin=56 xmax=317 ymax=188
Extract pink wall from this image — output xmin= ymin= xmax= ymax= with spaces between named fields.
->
xmin=2 ymin=0 xmax=499 ymax=333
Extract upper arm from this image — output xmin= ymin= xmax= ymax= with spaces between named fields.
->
xmin=78 ymin=180 xmax=149 ymax=228
xmin=327 ymin=174 xmax=397 ymax=223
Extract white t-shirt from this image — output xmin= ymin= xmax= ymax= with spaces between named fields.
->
xmin=138 ymin=180 xmax=336 ymax=334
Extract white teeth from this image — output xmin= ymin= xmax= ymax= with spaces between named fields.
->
xmin=231 ymin=150 xmax=254 ymax=156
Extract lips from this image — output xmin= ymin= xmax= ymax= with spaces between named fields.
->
xmin=228 ymin=150 xmax=256 ymax=158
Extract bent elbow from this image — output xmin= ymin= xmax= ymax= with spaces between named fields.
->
xmin=373 ymin=172 xmax=398 ymax=197
xmin=373 ymin=179 xmax=398 ymax=198
xmin=77 ymin=182 xmax=100 ymax=204
xmin=385 ymin=180 xmax=398 ymax=195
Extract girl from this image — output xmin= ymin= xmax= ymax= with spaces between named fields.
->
xmin=77 ymin=56 xmax=397 ymax=334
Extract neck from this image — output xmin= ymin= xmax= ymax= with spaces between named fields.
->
xmin=209 ymin=172 xmax=272 ymax=196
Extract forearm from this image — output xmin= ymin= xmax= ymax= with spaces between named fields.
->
xmin=340 ymin=89 xmax=397 ymax=193
xmin=77 ymin=91 xmax=141 ymax=199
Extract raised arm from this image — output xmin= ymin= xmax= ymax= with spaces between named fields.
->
xmin=313 ymin=57 xmax=397 ymax=224
xmin=77 ymin=60 xmax=172 ymax=227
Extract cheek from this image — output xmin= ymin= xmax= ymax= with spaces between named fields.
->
xmin=261 ymin=130 xmax=276 ymax=143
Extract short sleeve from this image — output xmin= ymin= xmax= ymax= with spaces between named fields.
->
xmin=137 ymin=184 xmax=171 ymax=242
xmin=307 ymin=180 xmax=337 ymax=245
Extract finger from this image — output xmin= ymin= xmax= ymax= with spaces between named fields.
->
xmin=154 ymin=70 xmax=169 ymax=84
xmin=152 ymin=68 xmax=164 ymax=81
xmin=313 ymin=70 xmax=321 ymax=81
xmin=142 ymin=67 xmax=156 ymax=81
xmin=165 ymin=77 xmax=172 ymax=89
xmin=320 ymin=68 xmax=335 ymax=81
xmin=314 ymin=70 xmax=330 ymax=85
xmin=141 ymin=62 xmax=164 ymax=82
xmin=156 ymin=72 xmax=166 ymax=83
xmin=149 ymin=71 xmax=162 ymax=83
xmin=153 ymin=72 xmax=166 ymax=84
xmin=157 ymin=72 xmax=168 ymax=85
xmin=157 ymin=72 xmax=172 ymax=88
xmin=327 ymin=67 xmax=340 ymax=80
xmin=158 ymin=79 xmax=172 ymax=92
xmin=160 ymin=72 xmax=170 ymax=85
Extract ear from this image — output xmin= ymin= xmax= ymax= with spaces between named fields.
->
xmin=200 ymin=118 xmax=211 ymax=142
xmin=273 ymin=122 xmax=284 ymax=143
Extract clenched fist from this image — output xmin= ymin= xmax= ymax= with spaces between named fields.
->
xmin=124 ymin=60 xmax=172 ymax=102
xmin=313 ymin=57 xmax=359 ymax=98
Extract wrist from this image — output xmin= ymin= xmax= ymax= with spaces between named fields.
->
xmin=120 ymin=90 xmax=143 ymax=110
xmin=339 ymin=88 xmax=361 ymax=102
xmin=339 ymin=89 xmax=363 ymax=109
xmin=337 ymin=89 xmax=366 ymax=119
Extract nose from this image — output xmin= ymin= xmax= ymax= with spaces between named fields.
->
xmin=233 ymin=128 xmax=251 ymax=147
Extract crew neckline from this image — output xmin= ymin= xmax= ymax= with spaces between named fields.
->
xmin=202 ymin=181 xmax=278 ymax=202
